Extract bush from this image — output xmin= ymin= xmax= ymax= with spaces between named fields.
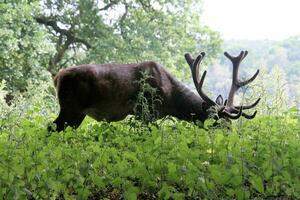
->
xmin=0 ymin=80 xmax=299 ymax=199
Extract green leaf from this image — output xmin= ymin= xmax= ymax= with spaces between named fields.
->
xmin=250 ymin=175 xmax=264 ymax=193
xmin=167 ymin=162 xmax=178 ymax=181
xmin=172 ymin=192 xmax=185 ymax=200
xmin=288 ymin=106 xmax=298 ymax=113
xmin=124 ymin=186 xmax=139 ymax=200
xmin=204 ymin=119 xmax=215 ymax=129
xmin=226 ymin=188 xmax=235 ymax=196
xmin=235 ymin=188 xmax=250 ymax=200
xmin=230 ymin=175 xmax=243 ymax=186
xmin=77 ymin=188 xmax=90 ymax=200
xmin=158 ymin=183 xmax=173 ymax=200
xmin=210 ymin=165 xmax=231 ymax=185
xmin=92 ymin=176 xmax=105 ymax=188
xmin=264 ymin=167 xmax=272 ymax=180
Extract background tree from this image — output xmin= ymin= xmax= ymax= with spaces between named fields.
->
xmin=35 ymin=0 xmax=222 ymax=79
xmin=0 ymin=1 xmax=53 ymax=98
xmin=0 ymin=0 xmax=222 ymax=99
xmin=0 ymin=0 xmax=221 ymax=102
xmin=218 ymin=36 xmax=300 ymax=107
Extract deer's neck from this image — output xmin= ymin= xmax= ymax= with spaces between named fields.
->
xmin=166 ymin=82 xmax=209 ymax=122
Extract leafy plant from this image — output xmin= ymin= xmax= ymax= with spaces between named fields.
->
xmin=133 ymin=70 xmax=162 ymax=126
xmin=0 ymin=80 xmax=299 ymax=199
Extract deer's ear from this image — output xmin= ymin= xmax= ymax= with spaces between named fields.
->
xmin=215 ymin=94 xmax=223 ymax=106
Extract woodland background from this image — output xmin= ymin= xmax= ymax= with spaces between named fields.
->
xmin=1 ymin=1 xmax=300 ymax=110
xmin=0 ymin=0 xmax=300 ymax=199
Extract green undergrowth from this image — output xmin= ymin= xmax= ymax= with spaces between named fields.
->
xmin=0 ymin=80 xmax=299 ymax=199
xmin=0 ymin=110 xmax=300 ymax=199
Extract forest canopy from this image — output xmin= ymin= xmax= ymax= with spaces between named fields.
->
xmin=0 ymin=0 xmax=221 ymax=97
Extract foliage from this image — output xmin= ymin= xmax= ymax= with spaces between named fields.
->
xmin=220 ymin=36 xmax=300 ymax=107
xmin=0 ymin=1 xmax=54 ymax=93
xmin=133 ymin=70 xmax=162 ymax=125
xmin=0 ymin=0 xmax=221 ymax=97
xmin=36 ymin=0 xmax=222 ymax=77
xmin=241 ymin=65 xmax=289 ymax=116
xmin=0 ymin=81 xmax=299 ymax=199
xmin=0 ymin=80 xmax=9 ymax=117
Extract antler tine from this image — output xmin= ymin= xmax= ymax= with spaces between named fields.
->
xmin=222 ymin=106 xmax=243 ymax=119
xmin=193 ymin=52 xmax=205 ymax=82
xmin=234 ymin=98 xmax=261 ymax=110
xmin=225 ymin=51 xmax=259 ymax=88
xmin=224 ymin=51 xmax=249 ymax=107
xmin=230 ymin=107 xmax=258 ymax=119
xmin=237 ymin=70 xmax=260 ymax=87
xmin=186 ymin=52 xmax=216 ymax=106
xmin=197 ymin=71 xmax=216 ymax=106
xmin=188 ymin=53 xmax=204 ymax=87
xmin=184 ymin=53 xmax=194 ymax=67
xmin=242 ymin=111 xmax=257 ymax=119
xmin=224 ymin=50 xmax=248 ymax=64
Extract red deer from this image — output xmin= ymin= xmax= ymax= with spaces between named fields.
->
xmin=49 ymin=51 xmax=260 ymax=132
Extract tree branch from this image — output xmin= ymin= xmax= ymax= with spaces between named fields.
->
xmin=35 ymin=17 xmax=92 ymax=49
xmin=35 ymin=16 xmax=93 ymax=76
xmin=119 ymin=4 xmax=129 ymax=39
xmin=99 ymin=0 xmax=119 ymax=11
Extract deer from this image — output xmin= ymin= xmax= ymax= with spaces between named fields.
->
xmin=49 ymin=50 xmax=260 ymax=132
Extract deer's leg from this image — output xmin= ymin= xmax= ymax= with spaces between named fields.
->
xmin=49 ymin=108 xmax=85 ymax=132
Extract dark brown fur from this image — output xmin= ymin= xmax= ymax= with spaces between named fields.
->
xmin=50 ymin=61 xmax=209 ymax=132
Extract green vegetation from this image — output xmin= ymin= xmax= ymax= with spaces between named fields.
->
xmin=0 ymin=0 xmax=221 ymax=97
xmin=0 ymin=82 xmax=300 ymax=199
xmin=221 ymin=37 xmax=300 ymax=106
xmin=1 ymin=0 xmax=300 ymax=199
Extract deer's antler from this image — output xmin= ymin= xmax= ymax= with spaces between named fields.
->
xmin=185 ymin=52 xmax=216 ymax=106
xmin=185 ymin=51 xmax=260 ymax=120
xmin=224 ymin=50 xmax=260 ymax=118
